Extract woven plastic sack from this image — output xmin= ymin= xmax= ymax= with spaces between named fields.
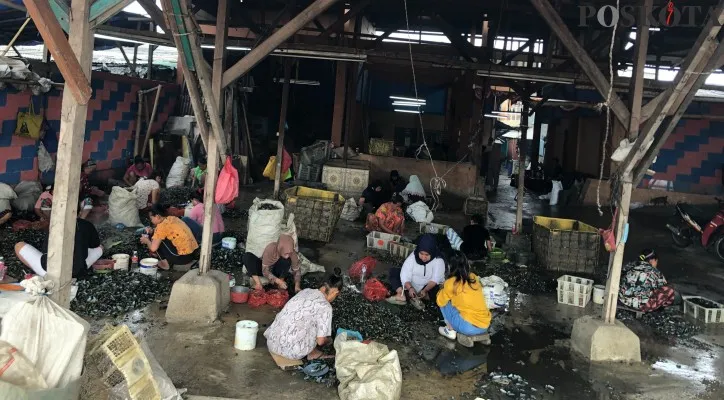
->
xmin=246 ymin=198 xmax=284 ymax=258
xmin=363 ymin=279 xmax=389 ymax=302
xmin=166 ymin=156 xmax=191 ymax=188
xmin=266 ymin=289 xmax=290 ymax=308
xmin=0 ymin=183 xmax=17 ymax=201
xmin=335 ymin=332 xmax=402 ymax=400
xmin=0 ymin=340 xmax=48 ymax=390
xmin=349 ymin=257 xmax=377 ymax=282
xmin=108 ymin=186 xmax=142 ymax=228
xmin=248 ymin=289 xmax=267 ymax=307
xmin=340 ymin=198 xmax=362 ymax=221
xmin=11 ymin=181 xmax=41 ymax=211
xmin=215 ymin=156 xmax=239 ymax=204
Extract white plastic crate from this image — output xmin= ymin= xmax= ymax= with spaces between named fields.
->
xmin=683 ymin=296 xmax=724 ymax=324
xmin=389 ymin=241 xmax=416 ymax=259
xmin=556 ymin=275 xmax=594 ymax=307
xmin=419 ymin=222 xmax=449 ymax=235
xmin=366 ymin=231 xmax=402 ymax=251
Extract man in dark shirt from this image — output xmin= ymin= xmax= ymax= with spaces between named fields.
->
xmin=15 ymin=218 xmax=102 ymax=278
xmin=389 ymin=170 xmax=407 ymax=195
xmin=359 ymin=181 xmax=389 ymax=214
xmin=460 ymin=214 xmax=492 ymax=260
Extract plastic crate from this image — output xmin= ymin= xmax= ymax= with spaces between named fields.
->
xmin=284 ymin=186 xmax=345 ymax=242
xmin=366 ymin=231 xmax=402 ymax=251
xmin=533 ymin=216 xmax=601 ymax=274
xmin=389 ymin=241 xmax=416 ymax=259
xmin=464 ymin=196 xmax=488 ymax=217
xmin=419 ymin=222 xmax=449 ymax=235
xmin=369 ymin=138 xmax=394 ymax=156
xmin=683 ymin=296 xmax=724 ymax=324
xmin=297 ymin=163 xmax=323 ymax=182
xmin=556 ymin=275 xmax=594 ymax=307
xmin=300 ymin=140 xmax=331 ymax=165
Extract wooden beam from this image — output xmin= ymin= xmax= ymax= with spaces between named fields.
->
xmin=515 ymin=106 xmax=529 ymax=234
xmin=318 ymin=0 xmax=373 ymax=38
xmin=529 ymin=0 xmax=630 ymax=127
xmin=499 ymin=37 xmax=535 ymax=65
xmin=89 ymin=0 xmax=136 ymax=28
xmin=274 ymin=60 xmax=292 ymax=199
xmin=46 ymin=0 xmax=93 ymax=307
xmin=254 ymin=0 xmax=297 ymax=44
xmin=116 ymin=42 xmax=132 ymax=66
xmin=137 ymin=0 xmax=168 ymax=32
xmin=312 ymin=18 xmax=325 ymax=32
xmin=434 ymin=15 xmax=479 ymax=62
xmin=602 ymin=181 xmax=632 ymax=324
xmin=133 ymin=92 xmax=144 ymax=156
xmin=222 ymin=0 xmax=340 ymax=88
xmin=141 ymin=85 xmax=162 ymax=157
xmin=23 ymin=0 xmax=92 ymax=104
xmin=627 ymin=0 xmax=652 ymax=140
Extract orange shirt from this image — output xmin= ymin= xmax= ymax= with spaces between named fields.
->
xmin=152 ymin=216 xmax=199 ymax=255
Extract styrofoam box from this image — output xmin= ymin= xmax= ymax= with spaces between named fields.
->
xmin=419 ymin=222 xmax=449 ymax=235
xmin=683 ymin=296 xmax=724 ymax=324
xmin=557 ymin=275 xmax=594 ymax=308
xmin=366 ymin=231 xmax=401 ymax=251
xmin=389 ymin=241 xmax=416 ymax=259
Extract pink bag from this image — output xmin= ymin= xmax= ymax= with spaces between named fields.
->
xmin=215 ymin=156 xmax=239 ymax=204
xmin=599 ymin=208 xmax=618 ymax=253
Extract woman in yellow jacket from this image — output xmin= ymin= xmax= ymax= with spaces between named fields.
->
xmin=436 ymin=252 xmax=492 ymax=346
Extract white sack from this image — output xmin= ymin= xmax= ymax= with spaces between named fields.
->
xmin=340 ymin=198 xmax=361 ymax=221
xmin=0 ymin=296 xmax=89 ymax=388
xmin=0 ymin=199 xmax=10 ymax=212
xmin=37 ymin=143 xmax=54 ymax=173
xmin=0 ymin=340 xmax=48 ymax=390
xmin=166 ymin=156 xmax=191 ymax=188
xmin=480 ymin=275 xmax=510 ymax=309
xmin=549 ymin=180 xmax=563 ymax=206
xmin=298 ymin=253 xmax=326 ymax=275
xmin=406 ymin=201 xmax=433 ymax=223
xmin=335 ymin=333 xmax=402 ymax=400
xmin=611 ymin=139 xmax=634 ymax=162
xmin=109 ymin=187 xmax=142 ymax=228
xmin=245 ymin=198 xmax=284 ymax=258
xmin=280 ymin=213 xmax=299 ymax=252
xmin=0 ymin=183 xmax=17 ymax=201
xmin=11 ymin=181 xmax=42 ymax=211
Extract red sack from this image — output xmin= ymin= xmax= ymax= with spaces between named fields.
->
xmin=363 ymin=278 xmax=389 ymax=302
xmin=348 ymin=256 xmax=377 ymax=282
xmin=248 ymin=289 xmax=267 ymax=307
xmin=11 ymin=220 xmax=32 ymax=232
xmin=266 ymin=289 xmax=290 ymax=308
xmin=215 ymin=156 xmax=239 ymax=204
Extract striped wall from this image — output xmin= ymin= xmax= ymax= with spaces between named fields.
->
xmin=0 ymin=72 xmax=178 ymax=184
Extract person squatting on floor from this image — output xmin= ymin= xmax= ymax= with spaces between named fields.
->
xmin=264 ymin=273 xmax=342 ymax=361
xmin=436 ymin=251 xmax=492 ymax=347
xmin=140 ymin=204 xmax=199 ymax=270
xmin=15 ymin=218 xmax=102 ymax=278
xmin=460 ymin=214 xmax=493 ymax=260
xmin=619 ymin=249 xmax=676 ymax=312
xmin=243 ymin=234 xmax=302 ymax=293
xmin=364 ymin=194 xmax=405 ymax=235
xmin=387 ymin=233 xmax=446 ymax=309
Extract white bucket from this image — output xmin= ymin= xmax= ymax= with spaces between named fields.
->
xmin=234 ymin=320 xmax=259 ymax=351
xmin=592 ymin=285 xmax=605 ymax=305
xmin=222 ymin=237 xmax=237 ymax=250
xmin=112 ymin=254 xmax=130 ymax=271
xmin=140 ymin=258 xmax=159 ymax=277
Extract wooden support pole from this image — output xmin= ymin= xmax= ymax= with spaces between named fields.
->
xmin=528 ymin=0 xmax=630 ymax=127
xmin=116 ymin=42 xmax=132 ymax=66
xmin=531 ymin=113 xmax=542 ymax=171
xmin=198 ymin=0 xmax=229 ymax=275
xmin=274 ymin=60 xmax=292 ymax=198
xmin=148 ymin=23 xmax=155 ymax=80
xmin=222 ymin=0 xmax=339 ymax=88
xmin=138 ymin=0 xmax=168 ymax=32
xmin=331 ymin=61 xmax=347 ymax=146
xmin=88 ymin=0 xmax=136 ymax=28
xmin=133 ymin=92 xmax=144 ymax=156
xmin=515 ymin=106 xmax=529 ymax=234
xmin=628 ymin=0 xmax=652 ymax=139
xmin=499 ymin=37 xmax=535 ymax=65
xmin=602 ymin=180 xmax=632 ymax=324
xmin=46 ymin=0 xmax=93 ymax=307
xmin=23 ymin=0 xmax=92 ymax=104
xmin=141 ymin=85 xmax=162 ymax=157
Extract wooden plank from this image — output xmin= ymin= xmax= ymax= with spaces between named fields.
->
xmin=274 ymin=60 xmax=292 ymax=199
xmin=499 ymin=37 xmax=535 ymax=65
xmin=141 ymin=85 xmax=162 ymax=157
xmin=222 ymin=0 xmax=339 ymax=88
xmin=318 ymin=0 xmax=373 ymax=38
xmin=23 ymin=0 xmax=92 ymax=104
xmin=528 ymin=0 xmax=630 ymax=127
xmin=628 ymin=0 xmax=653 ymax=139
xmin=89 ymin=0 xmax=136 ymax=28
xmin=137 ymin=0 xmax=169 ymax=32
xmin=602 ymin=181 xmax=632 ymax=324
xmin=434 ymin=15 xmax=480 ymax=62
xmin=133 ymin=92 xmax=144 ymax=156
xmin=46 ymin=0 xmax=93 ymax=308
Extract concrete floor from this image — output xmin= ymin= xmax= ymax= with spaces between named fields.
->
xmin=81 ymin=176 xmax=724 ymax=400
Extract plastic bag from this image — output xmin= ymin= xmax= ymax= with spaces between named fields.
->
xmin=248 ymin=289 xmax=267 ymax=307
xmin=215 ymin=156 xmax=239 ymax=204
xmin=446 ymin=227 xmax=463 ymax=251
xmin=340 ymin=198 xmax=362 ymax=221
xmin=11 ymin=181 xmax=42 ymax=211
xmin=266 ymin=289 xmax=289 ymax=308
xmin=299 ymin=253 xmax=326 ymax=275
xmin=38 ymin=142 xmax=54 ymax=173
xmin=109 ymin=187 xmax=142 ymax=228
xmin=245 ymin=198 xmax=284 ymax=258
xmin=363 ymin=279 xmax=389 ymax=302
xmin=335 ymin=332 xmax=402 ymax=400
xmin=349 ymin=257 xmax=377 ymax=282
xmin=611 ymin=138 xmax=634 ymax=162
xmin=599 ymin=208 xmax=618 ymax=253
xmin=479 ymin=275 xmax=509 ymax=309
xmin=15 ymin=102 xmax=44 ymax=140
xmin=0 ymin=296 xmax=89 ymax=388
xmin=0 ymin=340 xmax=48 ymax=390
xmin=166 ymin=156 xmax=191 ymax=188
xmin=406 ymin=201 xmax=434 ymax=223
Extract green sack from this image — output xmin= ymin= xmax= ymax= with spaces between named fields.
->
xmin=15 ymin=101 xmax=43 ymax=140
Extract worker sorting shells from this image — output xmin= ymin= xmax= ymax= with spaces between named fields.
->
xmin=386 ymin=234 xmax=446 ymax=309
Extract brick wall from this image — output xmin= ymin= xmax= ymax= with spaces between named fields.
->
xmin=0 ymin=72 xmax=178 ymax=184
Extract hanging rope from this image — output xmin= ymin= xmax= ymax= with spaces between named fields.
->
xmin=596 ymin=0 xmax=621 ymax=216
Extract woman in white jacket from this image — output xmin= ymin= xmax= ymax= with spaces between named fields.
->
xmin=386 ymin=234 xmax=446 ymax=309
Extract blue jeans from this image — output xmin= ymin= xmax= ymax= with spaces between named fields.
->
xmin=440 ymin=302 xmax=488 ymax=336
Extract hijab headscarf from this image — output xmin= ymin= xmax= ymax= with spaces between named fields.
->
xmin=414 ymin=234 xmax=440 ymax=266
xmin=261 ymin=234 xmax=299 ymax=267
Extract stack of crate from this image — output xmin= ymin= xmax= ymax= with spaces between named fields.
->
xmin=297 ymin=140 xmax=331 ymax=182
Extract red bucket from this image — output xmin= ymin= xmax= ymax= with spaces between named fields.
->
xmin=230 ymin=286 xmax=250 ymax=304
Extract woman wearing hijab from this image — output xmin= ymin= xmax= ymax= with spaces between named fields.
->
xmin=619 ymin=249 xmax=675 ymax=312
xmin=365 ymin=194 xmax=405 ymax=235
xmin=242 ymin=234 xmax=302 ymax=293
xmin=386 ymin=234 xmax=446 ymax=309
xmin=401 ymin=175 xmax=426 ymax=203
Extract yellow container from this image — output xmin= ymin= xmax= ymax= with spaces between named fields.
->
xmin=533 ymin=216 xmax=601 ymax=274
